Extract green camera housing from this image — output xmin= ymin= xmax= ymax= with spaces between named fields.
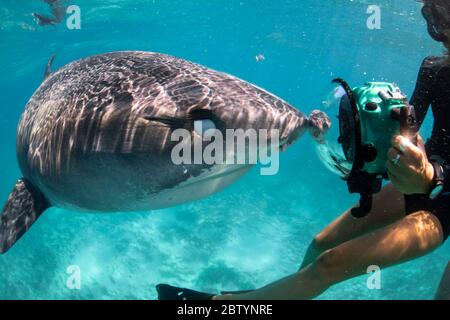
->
xmin=325 ymin=78 xmax=417 ymax=218
xmin=352 ymin=82 xmax=411 ymax=176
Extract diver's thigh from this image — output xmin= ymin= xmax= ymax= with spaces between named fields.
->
xmin=315 ymin=183 xmax=405 ymax=250
xmin=311 ymin=210 xmax=443 ymax=285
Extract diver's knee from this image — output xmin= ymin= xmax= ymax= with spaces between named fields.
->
xmin=310 ymin=249 xmax=342 ymax=282
xmin=300 ymin=232 xmax=340 ymax=271
xmin=312 ymin=232 xmax=335 ymax=252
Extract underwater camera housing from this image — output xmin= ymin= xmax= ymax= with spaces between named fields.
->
xmin=319 ymin=79 xmax=418 ymax=218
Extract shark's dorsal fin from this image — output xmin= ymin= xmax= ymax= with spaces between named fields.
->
xmin=44 ymin=54 xmax=56 ymax=80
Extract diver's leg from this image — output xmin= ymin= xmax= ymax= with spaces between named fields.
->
xmin=217 ymin=210 xmax=443 ymax=300
xmin=435 ymin=262 xmax=450 ymax=300
xmin=300 ymin=183 xmax=405 ymax=269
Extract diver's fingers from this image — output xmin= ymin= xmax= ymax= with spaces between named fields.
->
xmin=391 ymin=135 xmax=416 ymax=155
xmin=386 ymin=148 xmax=408 ymax=173
xmin=392 ymin=135 xmax=427 ymax=169
xmin=387 ymin=147 xmax=401 ymax=162
xmin=386 ymin=160 xmax=405 ymax=182
xmin=417 ymin=134 xmax=426 ymax=153
xmin=387 ymin=168 xmax=404 ymax=188
xmin=386 ymin=160 xmax=395 ymax=176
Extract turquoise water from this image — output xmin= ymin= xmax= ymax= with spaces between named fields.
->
xmin=0 ymin=0 xmax=448 ymax=300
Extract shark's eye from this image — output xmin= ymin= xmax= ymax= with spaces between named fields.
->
xmin=194 ymin=119 xmax=217 ymax=140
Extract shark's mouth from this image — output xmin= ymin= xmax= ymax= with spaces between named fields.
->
xmin=142 ymin=164 xmax=253 ymax=210
xmin=279 ymin=124 xmax=305 ymax=152
xmin=176 ymin=164 xmax=252 ymax=190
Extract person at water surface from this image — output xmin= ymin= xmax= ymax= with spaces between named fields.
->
xmin=158 ymin=0 xmax=450 ymax=300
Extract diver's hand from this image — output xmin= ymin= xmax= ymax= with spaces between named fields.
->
xmin=308 ymin=110 xmax=331 ymax=144
xmin=386 ymin=135 xmax=434 ymax=195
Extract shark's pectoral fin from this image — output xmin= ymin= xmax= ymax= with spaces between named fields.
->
xmin=0 ymin=179 xmax=50 ymax=254
xmin=44 ymin=54 xmax=56 ymax=80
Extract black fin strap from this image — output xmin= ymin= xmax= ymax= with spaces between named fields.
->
xmin=351 ymin=194 xmax=373 ymax=218
xmin=156 ymin=284 xmax=215 ymax=300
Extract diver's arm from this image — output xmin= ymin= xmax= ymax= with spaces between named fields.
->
xmin=443 ymin=164 xmax=450 ymax=193
xmin=410 ymin=58 xmax=434 ymax=129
